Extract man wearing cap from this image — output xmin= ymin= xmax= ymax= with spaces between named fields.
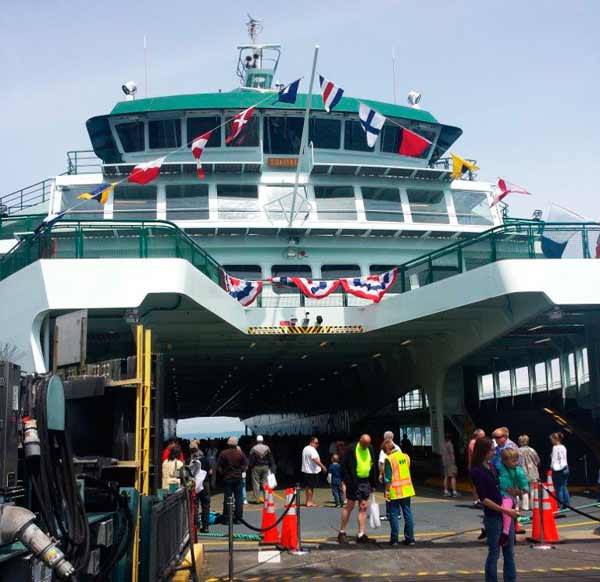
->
xmin=217 ymin=436 xmax=248 ymax=523
xmin=248 ymin=435 xmax=275 ymax=504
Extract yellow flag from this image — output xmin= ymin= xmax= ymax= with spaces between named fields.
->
xmin=77 ymin=183 xmax=114 ymax=205
xmin=451 ymin=154 xmax=479 ymax=180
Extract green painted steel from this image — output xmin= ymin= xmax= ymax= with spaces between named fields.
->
xmin=110 ymin=92 xmax=438 ymax=123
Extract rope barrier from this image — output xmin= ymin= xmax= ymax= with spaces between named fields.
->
xmin=539 ymin=483 xmax=600 ymax=523
xmin=237 ymin=492 xmax=297 ymax=533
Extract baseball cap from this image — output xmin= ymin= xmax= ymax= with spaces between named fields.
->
xmin=256 ymin=435 xmax=264 ymax=442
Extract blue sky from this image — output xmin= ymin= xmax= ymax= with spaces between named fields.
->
xmin=1 ymin=1 xmax=598 ymax=219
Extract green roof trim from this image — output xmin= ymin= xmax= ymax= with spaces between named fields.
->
xmin=110 ymin=91 xmax=438 ymax=124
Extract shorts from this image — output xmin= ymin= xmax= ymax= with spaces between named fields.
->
xmin=346 ymin=479 xmax=372 ymax=502
xmin=302 ymin=473 xmax=320 ymax=489
xmin=444 ymin=464 xmax=458 ymax=478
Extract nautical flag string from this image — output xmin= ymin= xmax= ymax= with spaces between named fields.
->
xmin=224 ymin=272 xmax=263 ymax=306
xmin=491 ymin=178 xmax=532 ymax=207
xmin=319 ymin=75 xmax=344 ymax=112
xmin=191 ymin=131 xmax=213 ymax=179
xmin=271 ymin=276 xmax=341 ymax=299
xmin=358 ymin=103 xmax=386 ymax=148
xmin=128 ymin=157 xmax=166 ymax=185
xmin=77 ymin=183 xmax=114 ymax=205
xmin=340 ymin=268 xmax=399 ymax=303
xmin=276 ymin=78 xmax=301 ymax=104
xmin=225 ymin=107 xmax=255 ymax=145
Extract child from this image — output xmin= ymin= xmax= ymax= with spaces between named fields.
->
xmin=498 ymin=448 xmax=527 ymax=545
xmin=328 ymin=454 xmax=344 ymax=507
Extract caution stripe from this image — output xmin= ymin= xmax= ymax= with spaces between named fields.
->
xmin=248 ymin=325 xmax=363 ymax=335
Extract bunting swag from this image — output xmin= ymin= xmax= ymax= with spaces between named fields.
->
xmin=224 ymin=273 xmax=263 ymax=306
xmin=272 ymin=276 xmax=341 ymax=299
xmin=340 ymin=268 xmax=399 ymax=303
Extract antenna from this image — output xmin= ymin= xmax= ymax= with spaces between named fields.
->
xmin=246 ymin=13 xmax=263 ymax=43
xmin=143 ymin=34 xmax=148 ymax=97
xmin=392 ymin=47 xmax=397 ymax=104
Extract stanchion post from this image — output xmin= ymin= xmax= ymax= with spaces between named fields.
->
xmin=228 ymin=493 xmax=235 ymax=580
xmin=289 ymin=483 xmax=309 ymax=555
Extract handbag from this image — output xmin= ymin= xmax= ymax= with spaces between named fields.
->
xmin=367 ymin=493 xmax=381 ymax=529
xmin=267 ymin=471 xmax=278 ymax=490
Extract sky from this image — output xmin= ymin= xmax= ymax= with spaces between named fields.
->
xmin=177 ymin=416 xmax=246 ymax=438
xmin=1 ymin=1 xmax=599 ymax=219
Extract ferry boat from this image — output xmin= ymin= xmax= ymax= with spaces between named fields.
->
xmin=1 ymin=19 xmax=599 ymax=480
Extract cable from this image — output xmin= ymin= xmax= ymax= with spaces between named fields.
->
xmin=237 ymin=493 xmax=296 ymax=532
xmin=540 ymin=483 xmax=600 ymax=523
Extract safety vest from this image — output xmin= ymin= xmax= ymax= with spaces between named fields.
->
xmin=355 ymin=444 xmax=372 ymax=478
xmin=387 ymin=450 xmax=415 ymax=500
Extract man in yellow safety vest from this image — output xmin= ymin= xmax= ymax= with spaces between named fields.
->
xmin=383 ymin=439 xmax=416 ymax=546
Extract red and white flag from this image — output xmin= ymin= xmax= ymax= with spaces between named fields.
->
xmin=398 ymin=127 xmax=431 ymax=157
xmin=128 ymin=157 xmax=165 ymax=185
xmin=491 ymin=178 xmax=531 ymax=206
xmin=191 ymin=131 xmax=212 ymax=179
xmin=225 ymin=107 xmax=255 ymax=145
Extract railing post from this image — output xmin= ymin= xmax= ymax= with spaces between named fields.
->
xmin=75 ymin=225 xmax=84 ymax=258
xmin=139 ymin=228 xmax=148 ymax=258
xmin=527 ymin=225 xmax=536 ymax=259
xmin=490 ymin=231 xmax=497 ymax=262
xmin=427 ymin=258 xmax=433 ymax=285
xmin=457 ymin=246 xmax=464 ymax=273
xmin=582 ymin=225 xmax=591 ymax=259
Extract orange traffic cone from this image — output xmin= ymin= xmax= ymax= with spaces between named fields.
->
xmin=529 ymin=482 xmax=560 ymax=543
xmin=260 ymin=486 xmax=280 ymax=545
xmin=545 ymin=470 xmax=559 ymax=513
xmin=279 ymin=488 xmax=298 ymax=551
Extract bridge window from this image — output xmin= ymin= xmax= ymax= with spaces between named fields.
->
xmin=534 ymin=362 xmax=547 ymax=391
xmin=362 ymin=187 xmax=404 ymax=222
xmin=149 ymin=119 xmax=182 ymax=149
xmin=398 ymin=389 xmax=427 ymax=411
xmin=225 ymin=113 xmax=259 ymax=147
xmin=223 ymin=265 xmax=262 ymax=280
xmin=498 ymin=370 xmax=511 ymax=397
xmin=271 ymin=265 xmax=312 ymax=295
xmin=186 ymin=116 xmax=222 ymax=147
xmin=216 ymin=185 xmax=259 ymax=220
xmin=314 ymin=186 xmax=357 ymax=221
xmin=112 ymin=185 xmax=157 ymax=219
xmin=370 ymin=265 xmax=402 ymax=293
xmin=566 ymin=353 xmax=576 ymax=386
xmin=452 ymin=191 xmax=493 ymax=225
xmin=514 ymin=366 xmax=530 ymax=394
xmin=478 ymin=373 xmax=494 ymax=400
xmin=344 ymin=119 xmax=374 ymax=152
xmin=406 ymin=189 xmax=449 ymax=224
xmin=165 ymin=184 xmax=209 ymax=220
xmin=61 ymin=187 xmax=105 ymax=220
xmin=115 ymin=121 xmax=145 ymax=152
xmin=263 ymin=116 xmax=303 ymax=154
xmin=549 ymin=358 xmax=562 ymax=390
xmin=309 ymin=118 xmax=341 ymax=149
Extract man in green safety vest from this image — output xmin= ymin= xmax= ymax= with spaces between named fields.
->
xmin=383 ymin=439 xmax=416 ymax=546
xmin=338 ymin=434 xmax=379 ymax=544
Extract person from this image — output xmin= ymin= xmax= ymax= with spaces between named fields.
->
xmin=491 ymin=427 xmax=518 ymax=471
xmin=301 ymin=436 xmax=327 ymax=508
xmin=162 ymin=445 xmax=184 ymax=490
xmin=470 ymin=437 xmax=518 ymax=582
xmin=382 ymin=439 xmax=416 ymax=546
xmin=328 ymin=454 xmax=344 ymax=507
xmin=550 ymin=432 xmax=570 ymax=509
xmin=517 ymin=434 xmax=540 ymax=511
xmin=248 ymin=435 xmax=275 ymax=504
xmin=468 ymin=429 xmax=486 ymax=506
xmin=400 ymin=433 xmax=413 ymax=457
xmin=162 ymin=438 xmax=185 ymax=462
xmin=338 ymin=434 xmax=379 ymax=544
xmin=442 ymin=433 xmax=459 ymax=497
xmin=378 ymin=431 xmax=401 ymax=520
xmin=217 ymin=436 xmax=248 ymax=523
xmin=498 ymin=448 xmax=528 ymax=541
xmin=189 ymin=444 xmax=211 ymax=533
xmin=206 ymin=440 xmax=219 ymax=490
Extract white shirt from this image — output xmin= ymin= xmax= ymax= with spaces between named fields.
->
xmin=551 ymin=444 xmax=568 ymax=471
xmin=378 ymin=443 xmax=401 ymax=467
xmin=301 ymin=445 xmax=322 ymax=474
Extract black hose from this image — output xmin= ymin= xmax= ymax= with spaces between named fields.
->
xmin=237 ymin=493 xmax=297 ymax=533
xmin=540 ymin=482 xmax=600 ymax=523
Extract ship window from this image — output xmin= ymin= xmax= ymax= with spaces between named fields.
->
xmin=549 ymin=358 xmax=562 ymax=390
xmin=149 ymin=119 xmax=182 ymax=149
xmin=370 ymin=265 xmax=402 ymax=293
xmin=566 ymin=353 xmax=576 ymax=385
xmin=223 ymin=265 xmax=262 ymax=279
xmin=344 ymin=119 xmax=374 ymax=152
xmin=398 ymin=389 xmax=427 ymax=411
xmin=406 ymin=189 xmax=449 ymax=224
xmin=216 ymin=184 xmax=259 ymax=219
xmin=271 ymin=265 xmax=312 ymax=295
xmin=580 ymin=347 xmax=589 ymax=383
xmin=381 ymin=121 xmax=434 ymax=158
xmin=514 ymin=366 xmax=530 ymax=394
xmin=115 ymin=121 xmax=145 ymax=152
xmin=314 ymin=186 xmax=357 ymax=221
xmin=225 ymin=113 xmax=259 ymax=147
xmin=498 ymin=370 xmax=511 ymax=397
xmin=321 ymin=264 xmax=361 ymax=292
xmin=263 ymin=116 xmax=303 ymax=154
xmin=262 ymin=185 xmax=309 ymax=222
xmin=534 ymin=362 xmax=547 ymax=391
xmin=113 ymin=185 xmax=157 ymax=219
xmin=479 ymin=373 xmax=494 ymax=400
xmin=165 ymin=184 xmax=209 ymax=220
xmin=186 ymin=116 xmax=222 ymax=147
xmin=309 ymin=118 xmax=341 ymax=149
xmin=362 ymin=187 xmax=403 ymax=222
xmin=452 ymin=191 xmax=493 ymax=225
xmin=60 ymin=187 xmax=105 ymax=220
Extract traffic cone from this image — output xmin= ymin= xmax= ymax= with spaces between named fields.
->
xmin=529 ymin=482 xmax=560 ymax=543
xmin=279 ymin=488 xmax=298 ymax=551
xmin=260 ymin=486 xmax=280 ymax=545
xmin=545 ymin=470 xmax=559 ymax=513
xmin=529 ymin=482 xmax=541 ymax=541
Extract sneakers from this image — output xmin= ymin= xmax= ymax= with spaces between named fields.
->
xmin=337 ymin=531 xmax=349 ymax=545
xmin=477 ymin=528 xmax=487 ymax=540
xmin=443 ymin=490 xmax=452 ymax=497
xmin=452 ymin=491 xmax=460 ymax=498
xmin=389 ymin=541 xmax=400 ymax=547
xmin=402 ymin=539 xmax=416 ymax=546
xmin=356 ymin=533 xmax=372 ymax=544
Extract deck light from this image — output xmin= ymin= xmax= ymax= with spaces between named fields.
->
xmin=249 ymin=342 xmax=256 ymax=348
xmin=319 ymin=341 xmax=329 ymax=348
xmin=407 ymin=90 xmax=421 ymax=107
xmin=301 ymin=354 xmax=308 ymax=359
xmin=121 ymin=81 xmax=138 ymax=100
xmin=528 ymin=325 xmax=544 ymax=332
xmin=372 ymin=353 xmax=382 ymax=358
xmin=351 ymin=363 xmax=358 ymax=368
xmin=401 ymin=339 xmax=413 ymax=346
xmin=534 ymin=338 xmax=551 ymax=344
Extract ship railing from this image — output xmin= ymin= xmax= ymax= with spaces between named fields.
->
xmin=66 ymin=150 xmax=103 ymax=175
xmin=431 ymin=157 xmax=478 ymax=180
xmin=0 ymin=179 xmax=55 ymax=216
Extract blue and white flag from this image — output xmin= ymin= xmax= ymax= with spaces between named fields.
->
xmin=359 ymin=103 xmax=386 ymax=148
xmin=541 ymin=204 xmax=588 ymax=259
xmin=224 ymin=272 xmax=263 ymax=307
xmin=319 ymin=75 xmax=344 ymax=112
xmin=276 ymin=78 xmax=301 ymax=104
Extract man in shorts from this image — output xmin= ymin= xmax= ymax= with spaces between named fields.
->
xmin=301 ymin=436 xmax=327 ymax=507
xmin=338 ymin=434 xmax=378 ymax=544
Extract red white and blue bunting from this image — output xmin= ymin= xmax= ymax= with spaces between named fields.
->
xmin=224 ymin=273 xmax=263 ymax=307
xmin=340 ymin=268 xmax=399 ymax=303
xmin=271 ymin=276 xmax=341 ymax=299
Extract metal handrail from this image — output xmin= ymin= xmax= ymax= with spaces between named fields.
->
xmin=66 ymin=150 xmax=102 ymax=175
xmin=0 ymin=179 xmax=54 ymax=215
